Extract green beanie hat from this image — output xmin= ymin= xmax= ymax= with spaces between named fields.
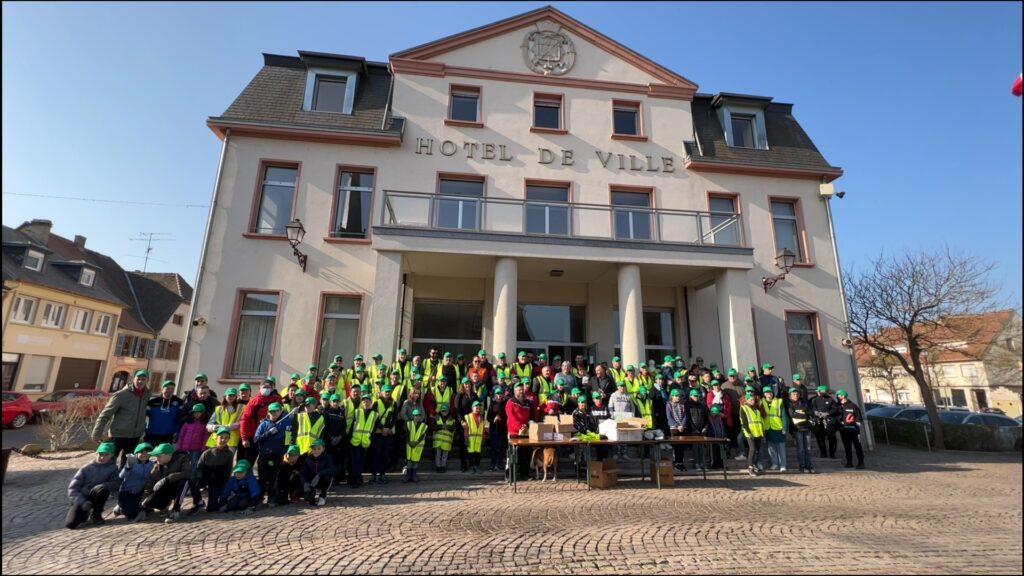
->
xmin=268 ymin=402 xmax=283 ymax=412
xmin=836 ymin=389 xmax=848 ymax=397
xmin=191 ymin=403 xmax=205 ymax=413
xmin=133 ymin=442 xmax=153 ymax=453
xmin=816 ymin=385 xmax=829 ymax=393
xmin=96 ymin=442 xmax=115 ymax=455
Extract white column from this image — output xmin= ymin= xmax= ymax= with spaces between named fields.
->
xmin=715 ymin=268 xmax=757 ymax=370
xmin=368 ymin=251 xmax=403 ymax=355
xmin=492 ymin=257 xmax=518 ymax=359
xmin=618 ymin=264 xmax=646 ymax=367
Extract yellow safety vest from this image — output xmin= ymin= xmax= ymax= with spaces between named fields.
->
xmin=433 ymin=415 xmax=455 ymax=451
xmin=464 ymin=414 xmax=484 ymax=453
xmin=762 ymin=398 xmax=784 ymax=431
xmin=741 ymin=405 xmax=765 ymax=438
xmin=350 ymin=409 xmax=377 ymax=448
xmin=638 ymin=374 xmax=652 ymax=390
xmin=609 ymin=367 xmax=626 ymax=383
xmin=369 ymin=363 xmax=388 ymax=382
xmin=623 ymin=375 xmax=639 ymax=396
xmin=406 ymin=421 xmax=427 ymax=462
xmin=432 ymin=386 xmax=452 ymax=407
xmin=205 ymin=405 xmax=241 ymax=447
xmin=296 ymin=412 xmax=326 ymax=455
xmin=636 ymin=397 xmax=653 ymax=429
xmin=392 ymin=360 xmax=412 ymax=382
xmin=493 ymin=365 xmax=510 ymax=381
xmin=375 ymin=399 xmax=395 ymax=432
xmin=534 ymin=376 xmax=552 ymax=402
xmin=513 ymin=363 xmax=533 ymax=380
xmin=422 ymin=358 xmax=441 ymax=380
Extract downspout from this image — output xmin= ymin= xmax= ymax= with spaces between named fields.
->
xmin=177 ymin=128 xmax=230 ymax=387
xmin=683 ymin=286 xmax=693 ymax=359
xmin=397 ymin=273 xmax=408 ymax=349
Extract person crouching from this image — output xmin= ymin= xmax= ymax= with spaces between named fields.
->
xmin=65 ymin=442 xmax=119 ymax=529
xmin=219 ymin=460 xmax=260 ymax=515
xmin=116 ymin=442 xmax=154 ymax=522
xmin=141 ymin=443 xmax=192 ymax=523
xmin=300 ymin=439 xmax=337 ymax=506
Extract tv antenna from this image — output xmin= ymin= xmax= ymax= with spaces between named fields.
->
xmin=128 ymin=232 xmax=174 ymax=272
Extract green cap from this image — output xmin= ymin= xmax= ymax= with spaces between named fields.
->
xmin=304 ymin=372 xmax=315 ymax=379
xmin=308 ymin=363 xmax=317 ymax=370
xmin=570 ymin=387 xmax=581 ymax=396
xmin=494 ymin=386 xmax=504 ymax=394
xmin=320 ymin=391 xmax=330 ymax=399
xmin=239 ymin=383 xmax=251 ymax=391
xmin=727 ymin=368 xmax=738 ymax=377
xmin=711 ymin=380 xmax=720 ymax=387
xmin=456 ymin=353 xmax=464 ymax=359
xmin=96 ymin=442 xmax=115 ymax=455
xmin=675 ymin=355 xmax=683 ymax=361
xmin=747 ymin=365 xmax=757 ymax=372
xmin=673 ymin=371 xmax=683 ymax=378
xmin=354 ymin=354 xmax=363 ymax=361
xmin=329 ymin=394 xmax=341 ymax=401
xmin=412 ymin=408 xmax=423 ymax=416
xmin=437 ymin=375 xmax=447 ymax=383
xmin=554 ymin=377 xmax=564 ymax=386
xmin=232 ymin=463 xmax=249 ymax=474
xmin=577 ymin=395 xmax=588 ymax=404
xmin=762 ymin=363 xmax=773 ymax=369
xmin=225 ymin=387 xmax=237 ymax=396
xmin=789 ymin=387 xmax=799 ymax=394
xmin=161 ymin=380 xmax=175 ymax=389
xmin=762 ymin=386 xmax=774 ymax=394
xmin=689 ymin=389 xmax=700 ymax=397
xmin=461 ymin=377 xmax=470 ymax=384
xmin=744 ymin=377 xmax=755 ymax=383
xmin=390 ymin=369 xmax=400 ymax=375
xmin=329 ymin=363 xmax=339 ymax=369
xmin=397 ymin=348 xmax=407 ymax=354
xmin=151 ymin=443 xmax=174 ymax=456
xmin=478 ymin=348 xmax=487 ymax=356
xmin=625 ymin=365 xmax=635 ymax=372
xmin=710 ymin=405 xmax=722 ymax=415
xmin=520 ymin=377 xmax=531 ymax=384
xmin=513 ymin=381 xmax=524 ymax=388
xmin=793 ymin=374 xmax=802 ymax=381
xmin=193 ymin=372 xmax=207 ymax=380
xmin=497 ymin=352 xmax=506 ymax=359
xmin=591 ymin=391 xmax=602 ymax=399
xmin=286 ymin=445 xmax=300 ymax=455
xmin=268 ymin=402 xmax=283 ymax=411
xmin=372 ymin=353 xmax=383 ymax=360
xmin=290 ymin=373 xmax=301 ymax=380
xmin=817 ymin=385 xmax=829 ymax=392
xmin=191 ymin=403 xmax=205 ymax=413
xmin=712 ymin=369 xmax=721 ymax=375
xmin=538 ymin=353 xmax=546 ymax=360
xmin=836 ymin=389 xmax=848 ymax=397
xmin=745 ymin=386 xmax=756 ymax=393
xmin=359 ymin=385 xmax=369 ymax=392
xmin=264 ymin=376 xmax=277 ymax=385
xmin=134 ymin=369 xmax=150 ymax=378
xmin=295 ymin=389 xmax=307 ymax=397
xmin=311 ymin=438 xmax=325 ymax=448
xmin=333 ymin=354 xmax=342 ymax=361
xmin=304 ymin=397 xmax=318 ymax=405
xmin=616 ymin=380 xmax=626 ymax=388
xmin=133 ymin=442 xmax=153 ymax=453
xmin=517 ymin=351 xmax=526 ymax=357
xmin=655 ymin=374 xmax=666 ymax=381
xmin=637 ymin=386 xmax=648 ymax=395
xmin=612 ymin=356 xmax=621 ymax=362
xmin=381 ymin=384 xmax=393 ymax=393
xmin=355 ymin=366 xmax=365 ymax=373
xmin=664 ymin=355 xmax=674 ymax=362
xmin=670 ymin=389 xmax=682 ymax=397
xmin=216 ymin=426 xmax=231 ymax=436
xmin=745 ymin=393 xmax=756 ymax=400
xmin=444 ymin=352 xmax=453 ymax=358
xmin=472 ymin=400 xmax=481 ymax=407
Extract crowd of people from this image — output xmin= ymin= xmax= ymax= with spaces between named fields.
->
xmin=70 ymin=348 xmax=866 ymax=528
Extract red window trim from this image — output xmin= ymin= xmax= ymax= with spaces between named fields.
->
xmin=326 ymin=164 xmax=378 ymax=244
xmin=222 ymin=288 xmax=283 ymax=382
xmin=767 ymin=195 xmax=814 ymax=267
xmin=245 ymin=159 xmax=302 ymax=239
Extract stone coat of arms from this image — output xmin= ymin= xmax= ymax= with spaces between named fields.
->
xmin=522 ymin=22 xmax=576 ymax=76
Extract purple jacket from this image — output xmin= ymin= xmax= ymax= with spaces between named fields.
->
xmin=176 ymin=420 xmax=207 ymax=452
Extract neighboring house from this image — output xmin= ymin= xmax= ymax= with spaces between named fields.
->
xmin=185 ymin=6 xmax=857 ymax=399
xmin=857 ymin=310 xmax=1023 ymax=417
xmin=2 ymin=221 xmax=125 ymax=396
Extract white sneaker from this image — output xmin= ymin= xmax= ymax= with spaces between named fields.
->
xmin=112 ymin=505 xmax=122 ymax=516
xmin=734 ymin=454 xmax=746 ymax=461
xmin=316 ymin=497 xmax=326 ymax=506
xmin=769 ymin=466 xmax=780 ymax=471
xmin=779 ymin=467 xmax=788 ymax=473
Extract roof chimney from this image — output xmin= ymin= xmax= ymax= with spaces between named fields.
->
xmin=19 ymin=219 xmax=53 ymax=246
xmin=74 ymin=235 xmax=87 ymax=250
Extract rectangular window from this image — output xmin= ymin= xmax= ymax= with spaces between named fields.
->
xmin=172 ymin=314 xmax=184 ymax=326
xmin=70 ymin=308 xmax=92 ymax=333
xmin=11 ymin=296 xmax=38 ymax=324
xmin=332 ymin=169 xmax=374 ymax=239
xmin=708 ymin=195 xmax=740 ymax=246
xmin=525 ymin=182 xmax=569 ymax=236
xmin=156 ymin=340 xmax=169 ymax=360
xmin=612 ymin=101 xmax=641 ymax=136
xmin=897 ymin=391 xmax=911 ymax=403
xmin=448 ymin=86 xmax=480 ymax=123
xmin=611 ymin=189 xmax=652 ymax=240
xmin=80 ymin=268 xmax=95 ymax=287
xmin=22 ymin=355 xmax=53 ymax=392
xmin=517 ymin=305 xmax=585 ymax=344
xmin=40 ymin=302 xmax=66 ymax=329
xmin=252 ymin=165 xmax=297 ymax=235
xmin=412 ymin=300 xmax=483 ymax=342
xmin=94 ymin=314 xmax=112 ymax=337
xmin=612 ymin=309 xmax=675 ymax=360
xmin=951 ymin=388 xmax=968 ymax=407
xmin=770 ymin=200 xmax=806 ymax=262
xmin=317 ymin=296 xmax=361 ymax=371
xmin=942 ymin=365 xmax=957 ymax=378
xmin=166 ymin=341 xmax=181 ymax=361
xmin=786 ymin=312 xmax=823 ymax=387
xmin=230 ymin=292 xmax=279 ymax=379
xmin=730 ymin=114 xmax=756 ymax=148
xmin=961 ymin=364 xmax=977 ymax=377
xmin=312 ymin=76 xmax=347 ymax=113
xmin=436 ymin=177 xmax=483 ymax=230
xmin=533 ymin=94 xmax=563 ymax=130
xmin=24 ymin=250 xmax=44 ymax=271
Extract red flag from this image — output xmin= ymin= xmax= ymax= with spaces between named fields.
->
xmin=1013 ymin=73 xmax=1023 ymax=97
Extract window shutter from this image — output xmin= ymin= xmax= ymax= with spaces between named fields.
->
xmin=146 ymin=339 xmax=156 ymax=359
xmin=115 ymin=334 xmax=126 ymax=356
xmin=130 ymin=337 xmax=141 ymax=358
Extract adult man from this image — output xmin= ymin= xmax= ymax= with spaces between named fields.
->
xmin=485 ymin=386 xmax=508 ymax=471
xmin=809 ymin=385 xmax=840 ymax=459
xmin=512 ymin=350 xmax=534 ymax=382
xmin=505 ymin=381 xmax=534 ymax=480
xmin=788 ymin=374 xmax=810 ymax=404
xmin=761 ymin=387 xmax=787 ymax=472
xmin=392 ymin=348 xmax=412 ymax=382
xmin=533 ymin=365 xmax=555 ymax=402
xmin=239 ymin=378 xmax=283 ymax=467
xmin=759 ymin=363 xmax=785 ymax=398
xmin=93 ymin=369 xmax=152 ymax=466
xmin=440 ymin=352 xmax=460 ymax=387
xmin=184 ymin=373 xmax=219 ymax=408
xmin=475 ymin=349 xmax=495 ymax=389
xmin=557 ymin=361 xmax=578 ymax=392
xmin=492 ymin=352 xmax=511 ymax=382
xmin=368 ymin=354 xmax=388 ymax=382
xmin=836 ymin=390 xmax=866 ymax=469
xmin=650 ymin=375 xmax=670 ymax=436
xmin=371 ymin=385 xmax=398 ymax=482
xmin=786 ymin=387 xmax=816 ymax=473
xmin=422 ymin=348 xmax=442 ymax=381
xmin=322 ymin=393 xmax=347 ymax=487
xmin=685 ymin=389 xmax=710 ymax=469
xmin=145 ymin=380 xmax=183 ymax=445
xmin=592 ymin=364 xmax=614 ymax=399
xmin=608 ymin=356 xmax=626 ymax=385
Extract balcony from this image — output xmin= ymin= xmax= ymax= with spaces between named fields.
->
xmin=377 ymin=190 xmax=749 ymax=250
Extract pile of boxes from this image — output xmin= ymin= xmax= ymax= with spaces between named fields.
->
xmin=588 ymin=458 xmax=618 ymax=489
xmin=544 ymin=415 xmax=575 ymax=441
xmin=649 ymin=458 xmax=675 ymax=487
xmin=598 ymin=418 xmax=644 ymax=442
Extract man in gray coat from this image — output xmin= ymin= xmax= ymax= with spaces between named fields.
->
xmin=93 ymin=369 xmax=152 ymax=466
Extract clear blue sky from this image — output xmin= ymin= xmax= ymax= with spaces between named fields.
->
xmin=3 ymin=1 xmax=1021 ymax=304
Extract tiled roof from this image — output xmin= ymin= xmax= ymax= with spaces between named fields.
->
xmin=210 ymin=53 xmax=404 ymax=136
xmin=129 ymin=272 xmax=192 ymax=330
xmin=856 ymin=310 xmax=1017 ymax=366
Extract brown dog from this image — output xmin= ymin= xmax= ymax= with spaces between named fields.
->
xmin=531 ymin=447 xmax=557 ymax=481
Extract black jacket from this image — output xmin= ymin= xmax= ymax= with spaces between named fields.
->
xmin=786 ymin=398 xmax=812 ymax=432
xmin=685 ymin=400 xmax=709 ymax=435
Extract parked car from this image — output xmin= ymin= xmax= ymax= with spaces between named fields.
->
xmin=979 ymin=407 xmax=1006 ymax=415
xmin=31 ymin=389 xmax=109 ymax=420
xmin=867 ymin=405 xmax=927 ymax=419
xmin=918 ymin=412 xmax=1022 ymax=428
xmin=864 ymin=402 xmax=890 ymax=412
xmin=916 ymin=411 xmax=971 ymax=425
xmin=2 ymin=392 xmax=35 ymax=429
xmin=892 ymin=407 xmax=929 ymax=420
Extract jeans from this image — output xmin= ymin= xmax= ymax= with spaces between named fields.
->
xmin=765 ymin=441 xmax=786 ymax=469
xmin=257 ymin=452 xmax=282 ymax=504
xmin=205 ymin=481 xmax=227 ymax=512
xmin=372 ymin=434 xmax=393 ymax=476
xmin=737 ymin=432 xmax=747 ymax=456
xmin=117 ymin=490 xmax=143 ymax=520
xmin=187 ymin=451 xmax=203 ymax=505
xmin=793 ymin=429 xmax=813 ymax=470
xmin=745 ymin=436 xmax=763 ymax=470
xmin=142 ymin=479 xmax=188 ymax=512
xmin=350 ymin=445 xmax=367 ymax=484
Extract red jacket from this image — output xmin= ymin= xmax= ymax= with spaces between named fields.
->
xmin=505 ymin=397 xmax=533 ymax=437
xmin=239 ymin=391 xmax=283 ymax=442
xmin=706 ymin=391 xmax=734 ymax=428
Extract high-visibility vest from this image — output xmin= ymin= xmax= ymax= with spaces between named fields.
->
xmin=741 ymin=405 xmax=765 ymax=438
xmin=392 ymin=360 xmax=412 ymax=381
xmin=406 ymin=420 xmax=427 ymax=462
xmin=638 ymin=374 xmax=652 ymax=390
xmin=432 ymin=386 xmax=452 ymax=407
xmin=513 ymin=363 xmax=533 ymax=380
xmin=609 ymin=367 xmax=626 ymax=383
xmin=636 ymin=397 xmax=653 ymax=429
xmin=534 ymin=376 xmax=552 ymax=401
xmin=205 ymin=405 xmax=241 ymax=447
xmin=369 ymin=363 xmax=388 ymax=382
xmin=350 ymin=409 xmax=377 ymax=448
xmin=623 ymin=375 xmax=639 ymax=396
xmin=296 ymin=412 xmax=326 ymax=455
xmin=433 ymin=415 xmax=455 ymax=451
xmin=422 ymin=358 xmax=441 ymax=380
xmin=762 ymin=398 xmax=784 ymax=431
xmin=464 ymin=414 xmax=484 ymax=453
xmin=343 ymin=398 xmax=360 ymax=429
xmin=494 ymin=365 xmax=510 ymax=382
xmin=375 ymin=399 xmax=395 ymax=432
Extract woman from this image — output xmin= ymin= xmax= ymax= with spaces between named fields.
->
xmin=206 ymin=387 xmax=242 ymax=453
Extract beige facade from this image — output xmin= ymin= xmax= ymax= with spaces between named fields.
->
xmin=186 ymin=8 xmax=857 ymax=402
xmin=105 ymin=301 xmax=189 ymax=391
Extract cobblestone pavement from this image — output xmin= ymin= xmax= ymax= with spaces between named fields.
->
xmin=2 ymin=445 xmax=1021 ymax=575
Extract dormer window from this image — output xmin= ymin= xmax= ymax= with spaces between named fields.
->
xmin=730 ymin=113 xmax=756 ymax=148
xmin=80 ymin=268 xmax=96 ymax=287
xmin=711 ymin=93 xmax=771 ymax=150
xmin=303 ymin=68 xmax=357 ymax=114
xmin=24 ymin=249 xmax=44 ymax=271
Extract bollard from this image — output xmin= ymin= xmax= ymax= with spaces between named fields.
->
xmin=923 ymin=422 xmax=931 ymax=452
xmin=883 ymin=419 xmax=890 ymax=445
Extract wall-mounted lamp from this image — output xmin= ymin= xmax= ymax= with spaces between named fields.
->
xmin=762 ymin=248 xmax=796 ymax=293
xmin=285 ymin=218 xmax=308 ymax=272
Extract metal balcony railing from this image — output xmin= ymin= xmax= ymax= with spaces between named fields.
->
xmin=379 ymin=190 xmax=747 ymax=247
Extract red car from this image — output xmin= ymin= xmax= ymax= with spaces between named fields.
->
xmin=2 ymin=392 xmax=34 ymax=429
xmin=31 ymin=389 xmax=109 ymax=420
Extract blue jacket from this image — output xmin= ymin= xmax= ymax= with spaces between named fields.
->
xmin=118 ymin=458 xmax=154 ymax=494
xmin=220 ymin=471 xmax=261 ymax=500
xmin=146 ymin=395 xmax=184 ymax=436
xmin=253 ymin=412 xmax=294 ymax=455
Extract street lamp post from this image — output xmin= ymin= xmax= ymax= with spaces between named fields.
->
xmin=285 ymin=218 xmax=308 ymax=272
xmin=762 ymin=248 xmax=796 ymax=292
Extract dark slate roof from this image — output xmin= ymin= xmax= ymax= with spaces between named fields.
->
xmin=1 ymin=226 xmax=126 ymax=307
xmin=210 ymin=52 xmax=404 ymax=136
xmin=128 ymin=272 xmax=192 ymax=330
xmin=684 ymin=93 xmax=841 ymax=173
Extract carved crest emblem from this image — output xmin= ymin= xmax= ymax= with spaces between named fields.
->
xmin=522 ymin=22 xmax=575 ymax=76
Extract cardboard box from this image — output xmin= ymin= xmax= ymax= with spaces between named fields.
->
xmin=554 ymin=423 xmax=575 ymax=435
xmin=544 ymin=414 xmax=574 ymax=426
xmin=588 ymin=470 xmax=618 ymax=489
xmin=551 ymin=432 xmax=565 ymax=441
xmin=528 ymin=422 xmax=555 ymax=442
xmin=590 ymin=458 xmax=618 ymax=474
xmin=600 ymin=419 xmax=643 ymax=441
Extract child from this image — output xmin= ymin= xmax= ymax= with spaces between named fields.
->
xmin=706 ymin=405 xmax=727 ymax=469
xmin=348 ymin=395 xmax=377 ymax=488
xmin=196 ymin=427 xmax=235 ymax=512
xmin=462 ymin=401 xmax=486 ymax=474
xmin=485 ymin=387 xmax=507 ymax=472
xmin=176 ymin=403 xmax=209 ymax=512
xmin=205 ymin=387 xmax=241 ymax=452
xmin=66 ymin=442 xmax=119 ymax=529
xmin=116 ymin=442 xmax=154 ymax=522
xmin=433 ymin=402 xmax=455 ymax=473
xmin=275 ymin=446 xmax=303 ymax=505
xmin=219 ymin=460 xmax=260 ymax=514
xmin=404 ymin=408 xmax=427 ymax=483
xmin=141 ymin=443 xmax=193 ymax=523
xmin=252 ymin=401 xmax=300 ymax=507
xmin=739 ymin=393 xmax=765 ymax=477
xmin=300 ymin=439 xmax=337 ymax=506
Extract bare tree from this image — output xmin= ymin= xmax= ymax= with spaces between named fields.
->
xmin=846 ymin=247 xmax=999 ymax=450
xmin=863 ymin=351 xmax=908 ymax=405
